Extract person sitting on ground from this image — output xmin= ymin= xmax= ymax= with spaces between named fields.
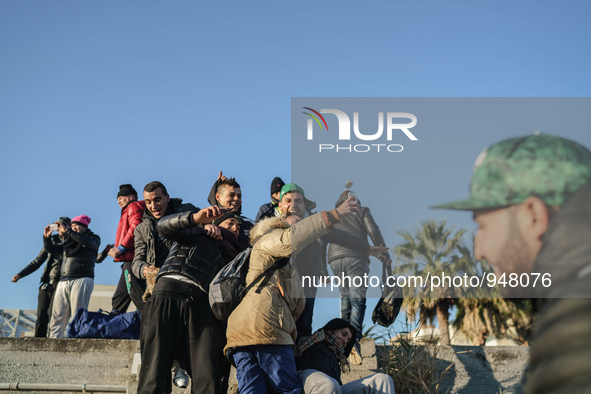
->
xmin=296 ymin=318 xmax=395 ymax=394
xmin=255 ymin=176 xmax=285 ymax=222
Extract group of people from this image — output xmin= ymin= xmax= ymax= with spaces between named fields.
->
xmin=12 ymin=131 xmax=591 ymax=394
xmin=13 ymin=173 xmax=395 ymax=394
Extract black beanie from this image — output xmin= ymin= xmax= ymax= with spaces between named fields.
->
xmin=118 ymin=184 xmax=137 ymax=198
xmin=322 ymin=318 xmax=357 ymax=356
xmin=271 ymin=177 xmax=285 ymax=195
xmin=213 ymin=212 xmax=242 ymax=226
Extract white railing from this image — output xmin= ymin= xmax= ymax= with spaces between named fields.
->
xmin=0 ymin=309 xmax=37 ymax=338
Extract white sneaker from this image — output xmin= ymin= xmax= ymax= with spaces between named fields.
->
xmin=173 ymin=368 xmax=190 ymax=389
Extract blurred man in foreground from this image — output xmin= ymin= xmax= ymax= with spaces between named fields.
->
xmin=433 ymin=133 xmax=591 ymax=394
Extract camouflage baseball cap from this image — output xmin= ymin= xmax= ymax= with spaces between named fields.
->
xmin=432 ymin=134 xmax=591 ymax=210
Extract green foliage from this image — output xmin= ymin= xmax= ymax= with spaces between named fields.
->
xmin=379 ymin=317 xmax=453 ymax=393
xmin=392 ymin=220 xmax=534 ymax=346
xmin=393 ymin=219 xmax=466 ymax=344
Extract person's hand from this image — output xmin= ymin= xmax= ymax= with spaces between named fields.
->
xmin=193 ymin=206 xmax=224 ymax=224
xmin=217 ymin=171 xmax=227 ymax=182
xmin=335 ymin=196 xmax=359 ymax=218
xmin=143 ymin=265 xmax=158 ymax=278
xmin=43 ymin=225 xmax=53 ymax=238
xmin=108 ymin=247 xmax=122 ymax=258
xmin=12 ymin=274 xmax=21 ymax=283
xmin=204 ymin=224 xmax=223 ymax=240
xmin=383 ymin=257 xmax=393 ymax=270
xmin=368 ymin=245 xmax=389 ymax=257
xmin=103 ymin=244 xmax=115 ymax=253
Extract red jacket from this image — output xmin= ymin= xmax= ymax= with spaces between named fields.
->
xmin=115 ymin=200 xmax=146 ymax=262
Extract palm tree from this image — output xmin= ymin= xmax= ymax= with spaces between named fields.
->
xmin=393 ymin=219 xmax=466 ymax=345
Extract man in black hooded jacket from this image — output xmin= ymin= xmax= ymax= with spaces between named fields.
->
xmin=207 ymin=171 xmax=255 ymax=249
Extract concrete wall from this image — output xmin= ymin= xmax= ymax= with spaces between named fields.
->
xmin=0 ymin=338 xmax=528 ymax=393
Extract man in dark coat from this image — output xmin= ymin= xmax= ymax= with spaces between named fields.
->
xmin=132 ymin=181 xmax=197 ymax=282
xmin=296 ymin=318 xmax=394 ymax=393
xmin=131 ymin=181 xmax=196 ymax=389
xmin=327 ymin=181 xmax=392 ymax=342
xmin=433 ymin=134 xmax=591 ymax=394
xmin=12 ymin=216 xmax=70 ymax=337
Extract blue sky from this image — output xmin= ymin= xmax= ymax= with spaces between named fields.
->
xmin=2 ymin=1 xmax=590 ymax=337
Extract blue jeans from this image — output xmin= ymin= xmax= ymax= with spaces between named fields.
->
xmin=233 ymin=345 xmax=302 ymax=394
xmin=329 ymin=258 xmax=369 ymax=340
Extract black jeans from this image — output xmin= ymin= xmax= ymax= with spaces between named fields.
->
xmin=296 ymin=298 xmax=316 ymax=339
xmin=35 ymin=282 xmax=56 ymax=337
xmin=138 ymin=277 xmax=229 ymax=394
xmin=112 ymin=261 xmax=146 ymax=315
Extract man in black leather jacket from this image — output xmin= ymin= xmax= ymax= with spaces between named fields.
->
xmin=327 ymin=184 xmax=391 ymax=342
xmin=12 ymin=216 xmax=70 ymax=337
xmin=137 ymin=205 xmax=233 ymax=394
xmin=43 ymin=214 xmax=101 ymax=339
xmin=131 ymin=181 xmax=197 ymax=283
xmin=131 ymin=181 xmax=197 ymax=390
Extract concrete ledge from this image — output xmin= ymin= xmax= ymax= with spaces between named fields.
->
xmin=0 ymin=338 xmax=528 ymax=393
xmin=0 ymin=338 xmax=139 ymax=394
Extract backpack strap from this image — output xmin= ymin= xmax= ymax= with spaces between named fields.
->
xmin=254 ymin=258 xmax=290 ymax=293
xmin=244 ymin=227 xmax=292 ymax=294
xmin=241 ymin=257 xmax=291 ymax=295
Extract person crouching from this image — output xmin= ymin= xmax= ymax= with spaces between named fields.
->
xmin=296 ymin=318 xmax=395 ymax=394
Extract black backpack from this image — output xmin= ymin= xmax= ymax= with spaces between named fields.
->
xmin=209 ymin=247 xmax=290 ymax=321
xmin=372 ymin=264 xmax=404 ymax=327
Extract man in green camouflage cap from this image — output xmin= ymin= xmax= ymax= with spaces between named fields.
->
xmin=434 ymin=133 xmax=591 ymax=394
